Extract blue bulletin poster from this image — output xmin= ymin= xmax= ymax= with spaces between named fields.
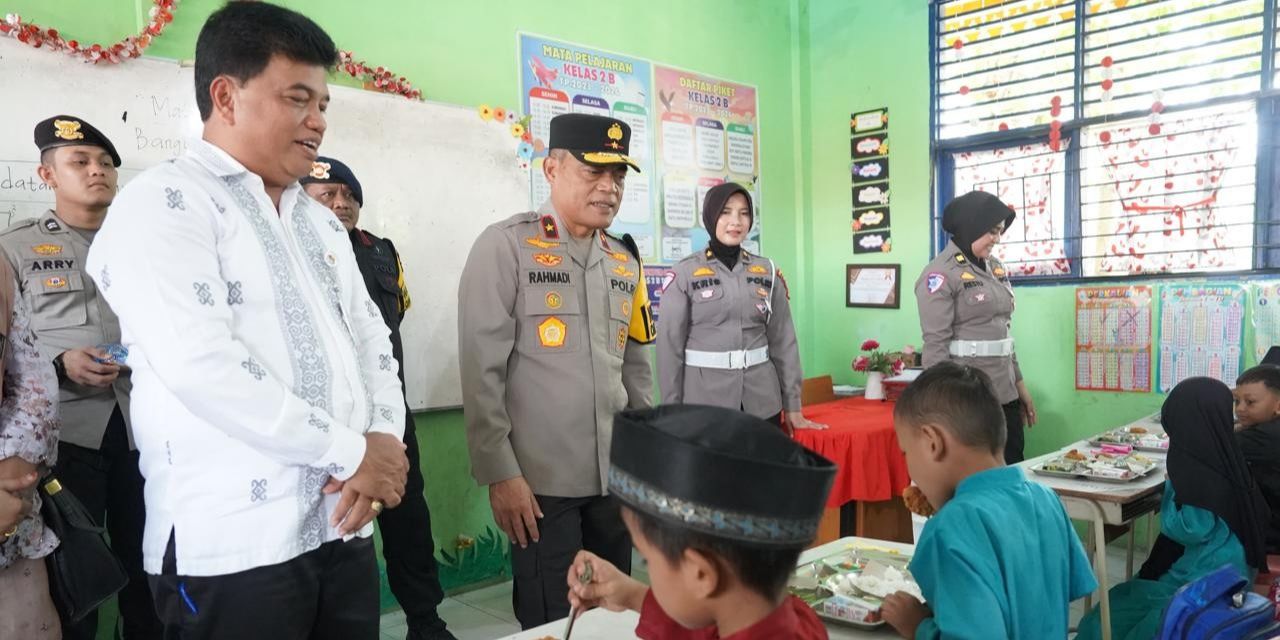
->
xmin=518 ymin=34 xmax=657 ymax=261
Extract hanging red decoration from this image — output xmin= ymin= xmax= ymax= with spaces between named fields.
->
xmin=337 ymin=50 xmax=423 ymax=100
xmin=1 ymin=0 xmax=178 ymax=63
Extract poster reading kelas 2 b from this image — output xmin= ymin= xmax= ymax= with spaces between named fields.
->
xmin=518 ymin=34 xmax=656 ymax=259
xmin=653 ymin=65 xmax=761 ymax=263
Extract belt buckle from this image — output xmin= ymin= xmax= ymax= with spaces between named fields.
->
xmin=729 ymin=350 xmax=746 ymax=369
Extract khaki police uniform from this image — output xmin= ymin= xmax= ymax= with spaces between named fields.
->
xmin=914 ymin=239 xmax=1022 ymax=405
xmin=0 ymin=210 xmax=131 ymax=449
xmin=459 ymin=203 xmax=655 ymax=496
xmin=458 ymin=203 xmax=655 ymax=628
xmin=656 ymin=248 xmax=802 ymax=419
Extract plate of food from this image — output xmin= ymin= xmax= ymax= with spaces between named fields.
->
xmin=1089 ymin=424 xmax=1169 ymax=452
xmin=1032 ymin=448 xmax=1160 ymax=483
xmin=788 ymin=549 xmax=920 ymax=630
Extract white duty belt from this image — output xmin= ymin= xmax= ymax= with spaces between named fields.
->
xmin=948 ymin=338 xmax=1015 ymax=358
xmin=686 ymin=347 xmax=770 ymax=370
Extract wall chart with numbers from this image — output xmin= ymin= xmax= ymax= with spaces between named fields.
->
xmin=1075 ymin=286 xmax=1152 ymax=392
xmin=1157 ymin=284 xmax=1245 ymax=393
xmin=1252 ymin=282 xmax=1280 ymax=362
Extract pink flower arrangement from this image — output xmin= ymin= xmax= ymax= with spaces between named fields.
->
xmin=852 ymin=339 xmax=905 ymax=376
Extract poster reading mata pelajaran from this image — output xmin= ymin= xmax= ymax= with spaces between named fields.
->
xmin=652 ymin=65 xmax=760 ymax=263
xmin=517 ymin=34 xmax=657 ymax=260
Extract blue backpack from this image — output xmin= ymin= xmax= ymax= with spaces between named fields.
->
xmin=1158 ymin=565 xmax=1280 ymax=640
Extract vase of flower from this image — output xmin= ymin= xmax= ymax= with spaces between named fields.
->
xmin=852 ymin=339 xmax=904 ymax=402
xmin=865 ymin=371 xmax=886 ymax=400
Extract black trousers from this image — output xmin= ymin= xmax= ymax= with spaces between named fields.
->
xmin=511 ymin=494 xmax=631 ymax=629
xmin=149 ymin=534 xmax=379 ymax=640
xmin=57 ymin=406 xmax=161 ymax=640
xmin=1003 ymin=399 xmax=1026 ymax=464
xmin=377 ymin=412 xmax=446 ymax=633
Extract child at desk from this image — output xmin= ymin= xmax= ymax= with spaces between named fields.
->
xmin=1234 ymin=364 xmax=1280 ymax=553
xmin=1077 ymin=377 xmax=1271 ymax=640
xmin=880 ymin=362 xmax=1096 ymax=639
xmin=565 ymin=404 xmax=837 ymax=639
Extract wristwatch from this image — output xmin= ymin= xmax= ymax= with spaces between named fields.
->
xmin=52 ymin=353 xmax=67 ymax=383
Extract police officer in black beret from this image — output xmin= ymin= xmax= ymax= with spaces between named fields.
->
xmin=302 ymin=158 xmax=454 ymax=640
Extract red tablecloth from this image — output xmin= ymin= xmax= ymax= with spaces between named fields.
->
xmin=794 ymin=397 xmax=910 ymax=508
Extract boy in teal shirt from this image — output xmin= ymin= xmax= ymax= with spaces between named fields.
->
xmin=882 ymin=362 xmax=1097 ymax=639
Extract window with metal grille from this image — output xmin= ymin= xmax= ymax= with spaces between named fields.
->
xmin=931 ymin=0 xmax=1277 ymax=281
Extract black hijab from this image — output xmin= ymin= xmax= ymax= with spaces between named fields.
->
xmin=702 ymin=182 xmax=753 ymax=271
xmin=1139 ymin=377 xmax=1271 ymax=579
xmin=941 ymin=191 xmax=1016 ymax=271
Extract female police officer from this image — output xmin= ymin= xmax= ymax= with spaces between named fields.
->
xmin=914 ymin=191 xmax=1038 ymax=463
xmin=657 ymin=183 xmax=825 ymax=432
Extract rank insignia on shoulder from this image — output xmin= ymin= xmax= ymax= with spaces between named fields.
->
xmin=612 ymin=264 xmax=635 ymax=278
xmin=954 ymin=253 xmax=966 ymax=264
xmin=538 ymin=316 xmax=566 ymax=348
xmin=692 ymin=267 xmax=715 ymax=277
xmin=960 ymin=272 xmax=975 ymax=280
xmin=44 ymin=218 xmax=62 ymax=232
xmin=525 ymin=236 xmax=560 ymax=250
xmin=533 ymin=253 xmax=563 ymax=267
xmin=32 ymin=244 xmax=63 ymax=256
xmin=611 ymin=251 xmax=630 ymax=263
xmin=748 ymin=264 xmax=767 ymax=274
xmin=540 ymin=215 xmax=560 ymax=239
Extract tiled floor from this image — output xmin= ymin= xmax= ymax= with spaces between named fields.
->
xmin=378 ymin=551 xmax=650 ymax=640
xmin=377 ymin=541 xmax=1139 ymax=640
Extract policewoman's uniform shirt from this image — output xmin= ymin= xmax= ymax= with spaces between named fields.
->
xmin=85 ymin=139 xmax=406 ymax=577
xmin=910 ymin=466 xmax=1096 ymax=639
xmin=914 ymin=240 xmax=1022 ymax=404
xmin=656 ymin=248 xmax=802 ymax=417
xmin=0 ymin=211 xmax=132 ymax=449
xmin=458 ymin=203 xmax=654 ymax=498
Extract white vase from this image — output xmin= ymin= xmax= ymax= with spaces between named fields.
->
xmin=865 ymin=372 xmax=886 ymax=400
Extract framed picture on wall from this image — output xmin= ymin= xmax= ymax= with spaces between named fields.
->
xmin=846 ymin=264 xmax=900 ymax=309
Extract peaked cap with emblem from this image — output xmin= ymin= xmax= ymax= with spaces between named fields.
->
xmin=608 ymin=404 xmax=835 ymax=547
xmin=299 ymin=156 xmax=364 ymax=206
xmin=548 ymin=113 xmax=640 ymax=172
xmin=34 ymin=115 xmax=121 ymax=167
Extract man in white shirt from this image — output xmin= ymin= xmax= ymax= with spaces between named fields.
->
xmin=86 ymin=4 xmax=408 ymax=638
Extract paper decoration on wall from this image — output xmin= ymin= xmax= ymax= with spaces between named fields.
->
xmin=853 ymin=230 xmax=891 ymax=254
xmin=1075 ymin=286 xmax=1152 ymax=392
xmin=1157 ymin=284 xmax=1245 ymax=393
xmin=1 ymin=1 xmax=179 ymax=64
xmin=1251 ymin=281 xmax=1280 ymax=362
xmin=851 ymin=109 xmax=890 ymax=253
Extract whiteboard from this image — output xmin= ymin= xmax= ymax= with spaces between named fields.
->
xmin=0 ymin=39 xmax=530 ymax=410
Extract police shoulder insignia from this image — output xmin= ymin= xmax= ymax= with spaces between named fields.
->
xmin=533 ymin=253 xmax=563 ymax=267
xmin=748 ymin=264 xmax=768 ymax=274
xmin=44 ymin=218 xmax=62 ymax=232
xmin=926 ymin=272 xmax=946 ymax=293
xmin=954 ymin=253 xmax=966 ymax=264
xmin=53 ymin=119 xmax=84 ymax=141
xmin=537 ymin=316 xmax=566 ymax=348
xmin=610 ymin=251 xmax=630 ymax=263
xmin=540 ymin=215 xmax=560 ymax=239
xmin=692 ymin=267 xmax=715 ymax=277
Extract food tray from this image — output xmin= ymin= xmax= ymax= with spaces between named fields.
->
xmin=1087 ymin=425 xmax=1169 ymax=453
xmin=787 ymin=547 xmax=916 ymax=629
xmin=1031 ymin=460 xmax=1162 ymax=484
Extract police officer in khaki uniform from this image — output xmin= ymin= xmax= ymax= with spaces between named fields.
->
xmin=458 ymin=113 xmax=655 ymax=629
xmin=656 ymin=183 xmax=825 ymax=432
xmin=300 ymin=158 xmax=454 ymax=640
xmin=914 ymin=190 xmax=1038 ymax=463
xmin=0 ymin=116 xmax=160 ymax=638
